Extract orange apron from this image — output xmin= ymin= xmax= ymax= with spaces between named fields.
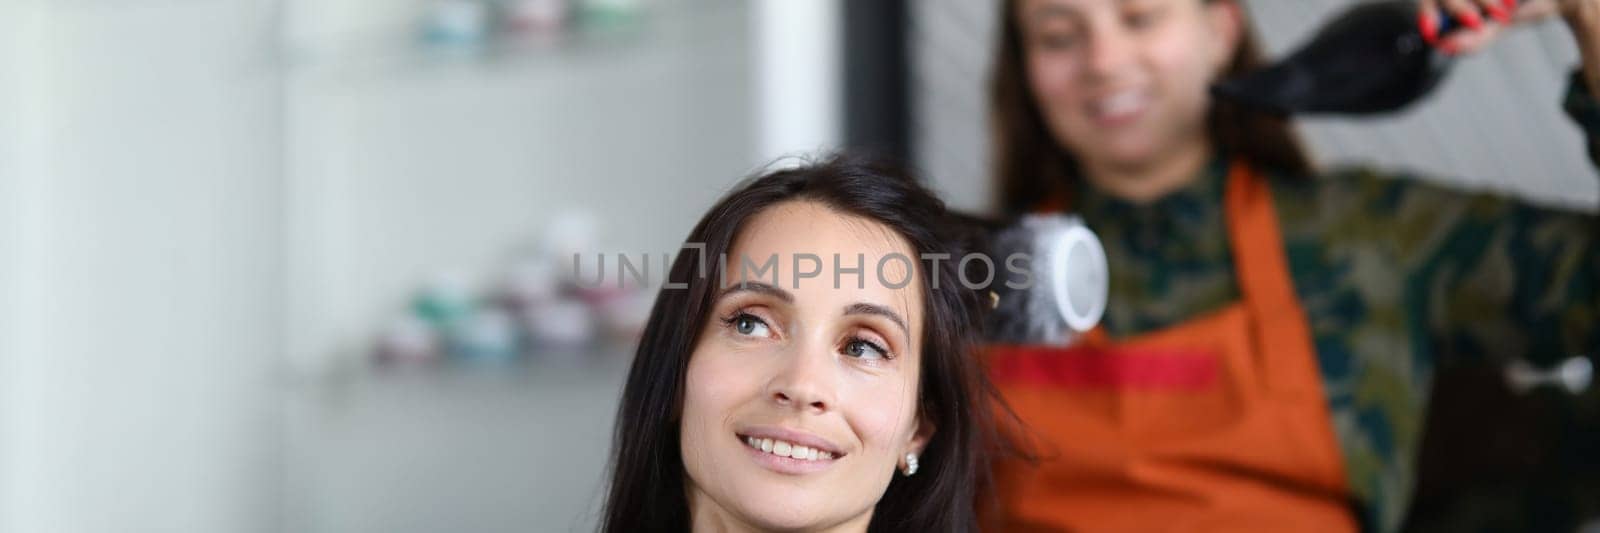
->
xmin=986 ymin=163 xmax=1358 ymax=532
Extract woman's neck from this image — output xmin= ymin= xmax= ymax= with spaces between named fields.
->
xmin=687 ymin=486 xmax=872 ymax=533
xmin=1081 ymin=139 xmax=1214 ymax=205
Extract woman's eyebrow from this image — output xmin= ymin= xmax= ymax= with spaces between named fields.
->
xmin=1027 ymin=2 xmax=1075 ymax=20
xmin=843 ymin=302 xmax=910 ymax=343
xmin=717 ymin=281 xmax=794 ymax=304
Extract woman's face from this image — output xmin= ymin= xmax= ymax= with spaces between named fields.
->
xmin=679 ymin=200 xmax=930 ymax=531
xmin=1018 ymin=0 xmax=1239 ymax=171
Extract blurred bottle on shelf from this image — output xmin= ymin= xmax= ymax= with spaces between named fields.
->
xmin=374 ymin=315 xmax=443 ymax=367
xmin=524 ymin=298 xmax=597 ymax=354
xmin=450 ymin=308 xmax=524 ymax=364
xmin=420 ymin=0 xmax=493 ymax=55
xmin=576 ymin=0 xmax=646 ymax=34
xmin=369 ymin=208 xmax=649 ymax=371
xmin=499 ymin=256 xmax=561 ymax=313
xmin=544 ymin=209 xmax=599 ymax=262
xmin=413 ymin=271 xmax=476 ymax=331
xmin=502 ymin=0 xmax=571 ymax=46
xmin=594 ymin=289 xmax=652 ymax=342
xmin=498 ymin=253 xmax=598 ymax=357
xmin=415 ymin=0 xmax=652 ymax=58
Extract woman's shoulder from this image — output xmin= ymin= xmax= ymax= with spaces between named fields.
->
xmin=1273 ymin=163 xmax=1483 ymax=205
xmin=1263 ymin=163 xmax=1518 ymax=265
xmin=1267 ymin=163 xmax=1506 ymax=225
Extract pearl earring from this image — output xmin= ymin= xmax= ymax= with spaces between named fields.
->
xmin=903 ymin=453 xmax=919 ymax=477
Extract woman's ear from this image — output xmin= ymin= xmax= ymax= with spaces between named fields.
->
xmin=906 ymin=416 xmax=936 ymax=458
xmin=1203 ymin=0 xmax=1246 ymax=75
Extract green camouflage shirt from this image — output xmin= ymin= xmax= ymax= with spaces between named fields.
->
xmin=1072 ymin=71 xmax=1600 ymax=532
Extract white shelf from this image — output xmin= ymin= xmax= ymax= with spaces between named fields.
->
xmin=280 ymin=0 xmax=756 ymax=378
xmin=276 ymin=2 xmax=758 ymax=530
xmin=284 ymin=352 xmax=633 ymax=532
xmin=281 ymin=0 xmax=746 ymax=81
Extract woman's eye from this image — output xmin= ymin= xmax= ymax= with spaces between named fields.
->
xmin=1124 ymin=8 xmax=1160 ymax=29
xmin=843 ymin=338 xmax=889 ymax=361
xmin=1033 ymin=32 xmax=1080 ymax=50
xmin=730 ymin=313 xmax=770 ymax=338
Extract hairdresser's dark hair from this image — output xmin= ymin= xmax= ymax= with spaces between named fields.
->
xmin=992 ymin=0 xmax=1314 ymax=214
xmin=600 ymin=154 xmax=1002 ymax=532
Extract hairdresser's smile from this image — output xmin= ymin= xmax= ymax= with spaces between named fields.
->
xmin=1022 ymin=0 xmax=1234 ymax=176
xmin=1086 ymin=87 xmax=1153 ymax=127
xmin=735 ymin=425 xmax=847 ymax=475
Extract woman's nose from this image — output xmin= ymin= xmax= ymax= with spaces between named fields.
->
xmin=1084 ymin=27 xmax=1134 ymax=80
xmin=767 ymin=345 xmax=836 ymax=413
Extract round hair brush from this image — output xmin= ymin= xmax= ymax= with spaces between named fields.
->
xmin=955 ymin=213 xmax=1108 ymax=346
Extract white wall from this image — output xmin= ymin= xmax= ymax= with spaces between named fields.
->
xmin=752 ymin=0 xmax=843 ymax=163
xmin=0 ymin=1 xmax=284 ymax=531
xmin=0 ymin=0 xmax=43 ymax=527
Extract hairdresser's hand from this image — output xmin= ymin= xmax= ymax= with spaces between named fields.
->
xmin=1415 ymin=0 xmax=1565 ymax=55
xmin=1548 ymin=0 xmax=1600 ymax=95
xmin=1416 ymin=0 xmax=1600 ymax=103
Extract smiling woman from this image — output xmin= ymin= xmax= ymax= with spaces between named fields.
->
xmin=600 ymin=155 xmax=1009 ymax=532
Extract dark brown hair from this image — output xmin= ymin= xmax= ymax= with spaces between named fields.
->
xmin=599 ymin=154 xmax=1005 ymax=532
xmin=991 ymin=0 xmax=1314 ymax=214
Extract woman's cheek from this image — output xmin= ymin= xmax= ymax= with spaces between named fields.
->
xmin=682 ymin=349 xmax=744 ymax=454
xmin=685 ymin=348 xmax=754 ymax=420
xmin=1028 ymin=52 xmax=1076 ymax=99
xmin=1027 ymin=55 xmax=1094 ymax=148
xmin=840 ymin=374 xmax=919 ymax=463
xmin=1148 ymin=22 xmax=1218 ymax=114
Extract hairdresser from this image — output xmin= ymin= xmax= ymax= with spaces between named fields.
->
xmin=980 ymin=0 xmax=1600 ymax=531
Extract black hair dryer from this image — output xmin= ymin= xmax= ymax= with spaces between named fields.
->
xmin=1213 ymin=0 xmax=1456 ymax=116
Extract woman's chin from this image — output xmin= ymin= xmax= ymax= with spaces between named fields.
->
xmin=1088 ymin=140 xmax=1162 ymax=171
xmin=731 ymin=496 xmax=833 ymax=531
xmin=719 ymin=476 xmax=860 ymax=531
xmin=1061 ymin=126 xmax=1156 ymax=169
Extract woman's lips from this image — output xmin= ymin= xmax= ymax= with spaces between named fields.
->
xmin=741 ymin=434 xmax=837 ymax=461
xmin=737 ymin=425 xmax=846 ymax=457
xmin=734 ymin=425 xmax=846 ymax=475
xmin=737 ymin=434 xmax=841 ymax=475
xmin=1086 ymin=89 xmax=1151 ymax=127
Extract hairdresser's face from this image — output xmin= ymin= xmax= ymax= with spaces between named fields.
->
xmin=1019 ymin=0 xmax=1237 ymax=169
xmin=680 ymin=201 xmax=929 ymax=531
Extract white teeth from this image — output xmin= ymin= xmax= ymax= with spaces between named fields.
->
xmin=741 ymin=435 xmax=836 ymax=462
xmin=1093 ymin=91 xmax=1147 ymax=118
